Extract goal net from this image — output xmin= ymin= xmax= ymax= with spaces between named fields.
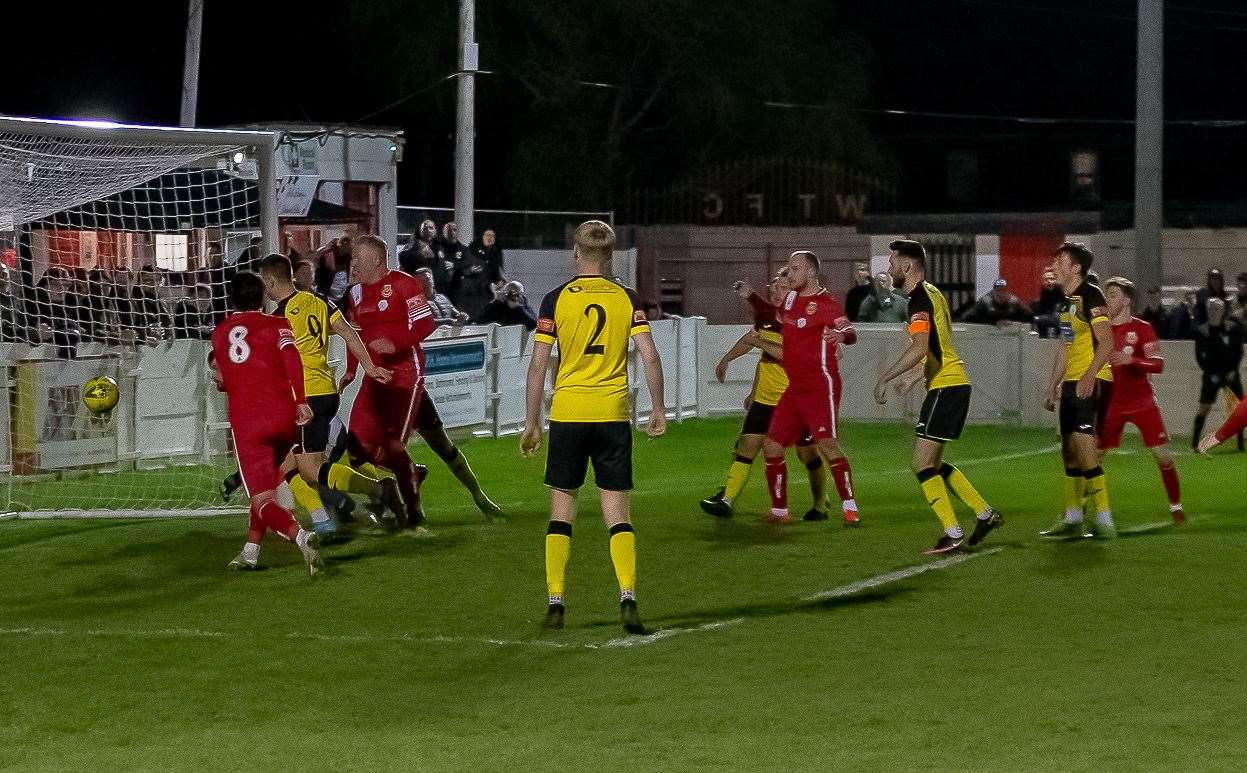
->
xmin=0 ymin=117 xmax=279 ymax=518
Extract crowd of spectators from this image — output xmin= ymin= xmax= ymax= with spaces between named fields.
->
xmin=398 ymin=220 xmax=510 ymax=323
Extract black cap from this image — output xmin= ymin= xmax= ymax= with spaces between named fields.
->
xmin=889 ymin=239 xmax=926 ymax=262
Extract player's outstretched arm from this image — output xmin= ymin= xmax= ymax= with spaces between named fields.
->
xmin=520 ymin=340 xmax=552 ymax=456
xmin=716 ymin=332 xmax=755 ymax=382
xmin=634 ymin=331 xmax=667 ymax=437
xmin=752 ymin=335 xmax=784 ymax=362
xmin=331 ymin=315 xmax=392 ymax=384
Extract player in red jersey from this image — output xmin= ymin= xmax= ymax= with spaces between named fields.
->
xmin=211 ymin=271 xmax=324 ymax=575
xmin=339 ymin=235 xmax=437 ymax=531
xmin=1099 ymin=278 xmax=1184 ymax=523
xmin=756 ymin=250 xmax=860 ymax=525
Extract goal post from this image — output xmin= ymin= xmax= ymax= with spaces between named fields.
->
xmin=0 ymin=116 xmax=280 ymax=518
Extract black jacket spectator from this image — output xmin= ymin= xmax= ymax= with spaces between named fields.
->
xmin=468 ymin=230 xmax=506 ymax=281
xmin=1195 ymin=317 xmax=1244 ymax=378
xmin=474 ymin=282 xmax=537 ymax=330
xmin=960 ymin=281 xmax=1031 ymax=326
xmin=1232 ymin=271 xmax=1247 ymax=321
xmin=173 ymin=285 xmax=215 ymax=340
xmin=400 ymin=241 xmax=454 ymax=291
xmin=34 ymin=271 xmax=83 ymax=358
xmin=844 ymin=263 xmax=872 ymax=321
xmin=1194 ymin=269 xmax=1227 ymax=326
xmin=452 ymin=246 xmax=503 ymax=321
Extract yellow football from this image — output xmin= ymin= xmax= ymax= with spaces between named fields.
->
xmin=82 ymin=375 xmax=120 ymax=415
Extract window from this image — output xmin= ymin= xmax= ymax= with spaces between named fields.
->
xmin=1071 ymin=150 xmax=1099 ymax=202
xmin=155 ymin=234 xmax=189 ymax=271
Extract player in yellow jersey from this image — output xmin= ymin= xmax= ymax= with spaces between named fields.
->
xmin=875 ymin=239 xmax=1000 ymax=555
xmin=254 ymin=254 xmax=405 ymax=537
xmin=699 ymin=268 xmax=828 ymax=520
xmin=521 ymin=221 xmax=666 ymax=635
xmin=1041 ymin=242 xmax=1117 ymax=539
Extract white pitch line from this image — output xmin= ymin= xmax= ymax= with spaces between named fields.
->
xmin=805 ymin=547 xmax=1004 ymax=602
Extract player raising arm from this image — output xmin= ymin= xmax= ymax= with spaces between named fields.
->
xmin=699 ymin=268 xmax=829 ymax=521
xmin=340 ymin=235 xmax=437 ymax=532
xmin=1042 ymin=243 xmax=1117 ymax=539
xmin=520 ymin=220 xmax=665 ymax=635
xmin=875 ymin=239 xmax=1000 ymax=554
xmin=211 ymin=272 xmax=323 ymax=575
xmin=1100 ymin=278 xmax=1184 ymax=522
xmin=758 ymin=250 xmax=860 ymax=526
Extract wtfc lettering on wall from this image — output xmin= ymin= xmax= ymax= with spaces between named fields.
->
xmin=624 ymin=159 xmax=894 ymax=226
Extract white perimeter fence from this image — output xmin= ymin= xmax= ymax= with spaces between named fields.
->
xmin=3 ymin=320 xmax=1238 ymax=497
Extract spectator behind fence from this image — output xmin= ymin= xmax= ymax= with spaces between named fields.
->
xmin=452 ymin=234 xmax=503 ymax=321
xmin=293 ymin=259 xmax=316 ymax=293
xmin=314 ymin=236 xmax=352 ymax=302
xmin=0 ymin=263 xmax=28 ymax=342
xmin=1193 ymin=297 xmax=1245 ymax=451
xmin=1194 ymin=268 xmax=1226 ymax=326
xmin=1172 ymin=290 xmax=1198 ymax=340
xmin=644 ymin=301 xmax=680 ymax=321
xmin=204 ymin=246 xmax=228 ymax=321
xmin=34 ymin=267 xmax=83 ymax=358
xmin=174 ymin=283 xmax=215 ymax=340
xmin=131 ymin=265 xmax=171 ymax=341
xmin=236 ymin=236 xmax=263 ymax=275
xmin=468 ymin=229 xmax=506 ymax=281
xmin=961 ymin=278 xmax=1031 ymax=327
xmin=437 ymin=222 xmax=466 ymax=269
xmin=844 ymin=262 xmax=873 ymax=321
xmin=85 ymin=269 xmax=119 ymax=343
xmin=474 ymin=280 xmax=537 ymax=330
xmin=1232 ymin=271 xmax=1247 ymax=321
xmin=857 ymin=272 xmax=909 ymax=323
xmin=414 ymin=268 xmax=469 ymax=326
xmin=1032 ymin=268 xmax=1065 ymax=338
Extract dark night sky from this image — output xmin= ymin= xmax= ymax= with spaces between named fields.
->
xmin=7 ymin=1 xmax=1247 ymax=208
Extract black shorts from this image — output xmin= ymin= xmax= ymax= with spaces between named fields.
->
xmin=916 ymin=384 xmax=972 ymax=442
xmin=741 ymin=400 xmax=812 ymax=445
xmin=415 ymin=390 xmax=444 ymax=433
xmin=297 ymin=393 xmax=340 ymax=454
xmin=1199 ymin=371 xmax=1244 ymax=405
xmin=1059 ymin=380 xmax=1109 ymax=437
xmin=545 ymin=421 xmax=633 ymax=492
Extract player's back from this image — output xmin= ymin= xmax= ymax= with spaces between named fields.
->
xmin=908 ymin=281 xmax=970 ymax=389
xmin=778 ymin=290 xmax=850 ymax=389
xmin=536 ymin=275 xmax=649 ymax=422
xmin=211 ymin=311 xmax=297 ymax=422
xmin=274 ymin=289 xmax=340 ymax=397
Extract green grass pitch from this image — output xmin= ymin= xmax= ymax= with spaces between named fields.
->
xmin=1 ymin=418 xmax=1244 ymax=769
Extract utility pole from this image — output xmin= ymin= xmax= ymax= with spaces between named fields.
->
xmin=454 ymin=0 xmax=478 ymax=241
xmin=1134 ymin=0 xmax=1163 ymax=288
xmin=180 ymin=0 xmax=204 ymax=127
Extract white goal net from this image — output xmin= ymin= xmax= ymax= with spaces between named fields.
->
xmin=0 ymin=117 xmax=279 ymax=518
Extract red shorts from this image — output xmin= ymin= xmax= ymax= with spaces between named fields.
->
xmin=1099 ymin=401 xmax=1169 ymax=450
xmin=767 ymin=381 xmax=841 ymax=448
xmin=349 ymin=377 xmax=424 ymax=462
xmin=232 ymin=423 xmax=297 ymax=497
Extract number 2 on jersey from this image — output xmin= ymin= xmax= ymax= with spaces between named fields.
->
xmin=228 ymin=326 xmax=251 ymax=363
xmin=583 ymin=304 xmax=606 ymax=355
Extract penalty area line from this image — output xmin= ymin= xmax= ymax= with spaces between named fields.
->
xmin=805 ymin=546 xmax=1005 ymax=602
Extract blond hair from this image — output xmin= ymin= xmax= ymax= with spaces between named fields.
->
xmin=574 ymin=220 xmax=615 ymax=264
xmin=353 ymin=234 xmax=388 ymax=264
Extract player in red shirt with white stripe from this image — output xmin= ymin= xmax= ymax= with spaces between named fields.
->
xmin=756 ymin=250 xmax=860 ymax=524
xmin=211 ymin=272 xmax=324 ymax=574
xmin=340 ymin=235 xmax=437 ymax=530
xmin=1100 ymin=277 xmax=1184 ymax=523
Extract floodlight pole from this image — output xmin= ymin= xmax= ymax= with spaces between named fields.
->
xmin=180 ymin=0 xmax=204 ymax=128
xmin=1134 ymin=0 xmax=1163 ymax=288
xmin=454 ymin=0 xmax=478 ymax=242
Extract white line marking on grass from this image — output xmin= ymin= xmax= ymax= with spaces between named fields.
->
xmin=805 ymin=547 xmax=1004 ymax=602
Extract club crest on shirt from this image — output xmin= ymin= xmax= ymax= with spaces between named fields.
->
xmin=382 ymin=284 xmax=393 ymax=298
xmin=1125 ymin=331 xmax=1138 ymax=345
xmin=633 ymin=310 xmax=646 ymax=323
xmin=806 ymin=301 xmax=818 ymax=315
xmin=1122 ymin=345 xmax=1134 ymax=356
xmin=796 ymin=318 xmax=808 ymax=328
xmin=378 ymin=299 xmax=389 ymax=311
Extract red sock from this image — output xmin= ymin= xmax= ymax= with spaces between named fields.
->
xmin=828 ymin=456 xmax=856 ymax=503
xmin=247 ymin=507 xmax=265 ymax=544
xmin=258 ymin=499 xmax=300 ymax=541
xmin=764 ymin=456 xmax=788 ymax=512
xmin=1158 ymin=461 xmax=1181 ymax=506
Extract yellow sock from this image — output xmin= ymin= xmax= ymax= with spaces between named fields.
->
xmin=608 ymin=523 xmax=637 ymax=598
xmin=1084 ymin=467 xmax=1111 ymax=516
xmin=940 ymin=464 xmax=989 ymax=516
xmin=545 ymin=522 xmax=572 ymax=601
xmin=288 ymin=473 xmax=325 ymax=514
xmin=328 ymin=463 xmax=379 ymax=495
xmin=917 ymin=469 xmax=959 ymax=532
xmin=1063 ymin=468 xmax=1086 ymax=518
xmin=722 ymin=455 xmax=754 ymax=502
